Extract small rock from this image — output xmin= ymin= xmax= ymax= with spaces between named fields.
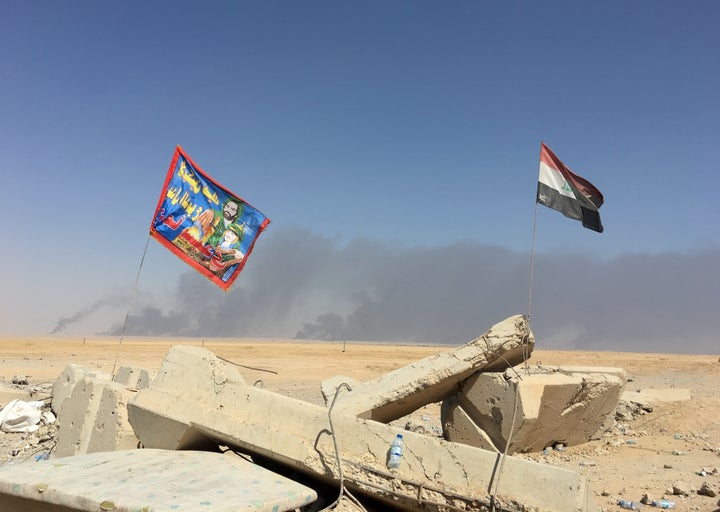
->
xmin=640 ymin=493 xmax=653 ymax=505
xmin=11 ymin=375 xmax=28 ymax=385
xmin=601 ymin=490 xmax=611 ymax=497
xmin=405 ymin=421 xmax=426 ymax=434
xmin=698 ymin=482 xmax=717 ymax=498
xmin=672 ymin=480 xmax=693 ymax=496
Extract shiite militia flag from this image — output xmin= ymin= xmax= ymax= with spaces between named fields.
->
xmin=150 ymin=146 xmax=270 ymax=291
xmin=537 ymin=142 xmax=604 ymax=233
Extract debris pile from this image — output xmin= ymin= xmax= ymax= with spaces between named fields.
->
xmin=4 ymin=314 xmax=705 ymax=511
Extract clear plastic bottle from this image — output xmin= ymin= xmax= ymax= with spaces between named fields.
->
xmin=387 ymin=434 xmax=404 ymax=469
xmin=617 ymin=500 xmax=639 ymax=510
xmin=652 ymin=500 xmax=676 ymax=509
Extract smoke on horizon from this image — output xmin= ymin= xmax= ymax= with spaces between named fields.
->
xmin=51 ymin=293 xmax=128 ymax=334
xmin=56 ymin=226 xmax=719 ymax=354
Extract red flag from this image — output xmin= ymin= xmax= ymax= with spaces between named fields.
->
xmin=150 ymin=146 xmax=270 ymax=290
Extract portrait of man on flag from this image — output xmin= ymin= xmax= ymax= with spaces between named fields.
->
xmin=150 ymin=146 xmax=270 ymax=291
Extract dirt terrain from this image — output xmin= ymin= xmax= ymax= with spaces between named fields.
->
xmin=0 ymin=336 xmax=718 ymax=511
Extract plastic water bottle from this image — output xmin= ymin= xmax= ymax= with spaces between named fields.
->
xmin=387 ymin=434 xmax=404 ymax=469
xmin=652 ymin=500 xmax=676 ymax=509
xmin=617 ymin=500 xmax=639 ymax=510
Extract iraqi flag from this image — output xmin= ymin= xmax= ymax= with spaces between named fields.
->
xmin=537 ymin=142 xmax=604 ymax=233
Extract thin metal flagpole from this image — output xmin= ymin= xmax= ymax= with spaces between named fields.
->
xmin=492 ymin=199 xmax=540 ymax=509
xmin=528 ymin=201 xmax=539 ymax=324
xmin=520 ymin=199 xmax=540 ymax=374
xmin=111 ymin=233 xmax=152 ymax=377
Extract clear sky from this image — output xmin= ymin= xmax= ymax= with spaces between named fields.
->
xmin=2 ymin=1 xmax=718 ymax=353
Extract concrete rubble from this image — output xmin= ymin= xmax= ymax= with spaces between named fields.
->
xmin=0 ymin=314 xmax=635 ymax=511
xmin=322 ymin=315 xmax=535 ymax=422
xmin=127 ymin=343 xmax=598 ymax=511
xmin=442 ymin=365 xmax=627 ymax=454
xmin=52 ymin=365 xmax=149 ymax=457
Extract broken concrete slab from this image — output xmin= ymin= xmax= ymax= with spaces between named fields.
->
xmin=536 ymin=365 xmax=628 ymax=382
xmin=521 ymin=365 xmax=628 ymax=441
xmin=113 ymin=365 xmax=151 ymax=390
xmin=324 ymin=314 xmax=535 ymax=422
xmin=0 ymin=449 xmax=317 ymax=512
xmin=321 ymin=374 xmax=360 ymax=405
xmin=50 ymin=364 xmax=157 ymax=458
xmin=52 ymin=364 xmax=151 ymax=417
xmin=128 ymin=345 xmax=597 ymax=512
xmin=51 ymin=364 xmax=109 ymax=415
xmin=441 ymin=395 xmax=500 ymax=452
xmin=443 ymin=365 xmax=626 ymax=454
xmin=54 ymin=376 xmax=139 ymax=457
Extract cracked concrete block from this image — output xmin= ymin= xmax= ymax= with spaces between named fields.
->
xmin=325 ymin=315 xmax=535 ymax=422
xmin=443 ymin=366 xmax=626 ymax=454
xmin=128 ymin=345 xmax=598 ymax=512
xmin=113 ymin=365 xmax=151 ymax=389
xmin=320 ymin=375 xmax=360 ymax=405
xmin=441 ymin=396 xmax=499 ymax=452
xmin=55 ymin=376 xmax=139 ymax=457
xmin=51 ymin=364 xmax=110 ymax=416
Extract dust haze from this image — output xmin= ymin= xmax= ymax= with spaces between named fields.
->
xmin=57 ymin=226 xmax=719 ymax=354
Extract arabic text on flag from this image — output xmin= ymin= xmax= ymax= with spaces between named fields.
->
xmin=150 ymin=146 xmax=270 ymax=291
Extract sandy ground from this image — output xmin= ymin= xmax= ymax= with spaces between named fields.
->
xmin=0 ymin=336 xmax=718 ymax=511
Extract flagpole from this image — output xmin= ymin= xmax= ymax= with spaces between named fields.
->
xmin=528 ymin=201 xmax=539 ymax=324
xmin=491 ymin=197 xmax=540 ymax=504
xmin=519 ymin=198 xmax=541 ymax=374
xmin=111 ymin=233 xmax=152 ymax=377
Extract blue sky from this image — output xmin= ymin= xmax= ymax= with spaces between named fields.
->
xmin=2 ymin=1 xmax=718 ymax=353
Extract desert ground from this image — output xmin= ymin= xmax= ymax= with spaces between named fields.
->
xmin=0 ymin=336 xmax=718 ymax=511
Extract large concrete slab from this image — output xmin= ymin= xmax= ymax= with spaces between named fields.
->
xmin=444 ymin=366 xmax=626 ymax=453
xmin=0 ymin=449 xmax=317 ymax=512
xmin=128 ymin=345 xmax=597 ymax=512
xmin=325 ymin=315 xmax=535 ymax=422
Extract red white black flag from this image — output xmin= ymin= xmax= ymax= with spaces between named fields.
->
xmin=537 ymin=142 xmax=604 ymax=233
